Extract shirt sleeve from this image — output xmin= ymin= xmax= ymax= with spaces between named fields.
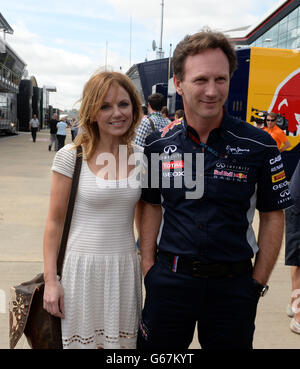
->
xmin=134 ymin=117 xmax=151 ymax=147
xmin=51 ymin=144 xmax=76 ymax=178
xmin=256 ymin=144 xmax=293 ymax=212
xmin=289 ymin=159 xmax=300 ymax=211
xmin=141 ymin=140 xmax=161 ymax=204
xmin=277 ymin=129 xmax=288 ymax=144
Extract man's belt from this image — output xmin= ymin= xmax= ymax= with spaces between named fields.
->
xmin=158 ymin=251 xmax=253 ymax=278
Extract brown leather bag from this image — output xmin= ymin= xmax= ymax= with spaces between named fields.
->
xmin=9 ymin=146 xmax=82 ymax=349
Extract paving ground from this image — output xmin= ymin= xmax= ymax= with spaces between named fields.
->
xmin=0 ymin=131 xmax=299 ymax=349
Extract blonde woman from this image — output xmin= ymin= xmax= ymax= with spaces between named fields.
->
xmin=43 ymin=71 xmax=143 ymax=349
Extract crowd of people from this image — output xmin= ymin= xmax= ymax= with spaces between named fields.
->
xmin=39 ymin=29 xmax=299 ymax=349
xmin=28 ymin=113 xmax=79 ymax=149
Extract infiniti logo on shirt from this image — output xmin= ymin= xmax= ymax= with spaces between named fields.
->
xmin=216 ymin=162 xmax=226 ymax=169
xmin=280 ymin=189 xmax=290 ymax=198
xmin=164 ymin=145 xmax=177 ymax=154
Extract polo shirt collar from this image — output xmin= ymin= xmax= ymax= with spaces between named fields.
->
xmin=182 ymin=108 xmax=232 ymax=140
xmin=150 ymin=111 xmax=163 ymax=118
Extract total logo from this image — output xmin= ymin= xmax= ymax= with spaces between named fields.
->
xmin=162 ymin=160 xmax=184 ymax=170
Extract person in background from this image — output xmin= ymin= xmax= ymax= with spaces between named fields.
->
xmin=137 ymin=29 xmax=292 ymax=350
xmin=134 ymin=104 xmax=150 ymax=253
xmin=264 ymin=112 xmax=291 ymax=152
xmin=134 ymin=93 xmax=169 ymax=147
xmin=43 ymin=71 xmax=143 ymax=349
xmin=174 ymin=109 xmax=184 ymax=121
xmin=56 ymin=117 xmax=68 ymax=151
xmin=48 ymin=113 xmax=59 ymax=151
xmin=70 ymin=118 xmax=78 ymax=141
xmin=255 ymin=119 xmax=265 ymax=129
xmin=141 ymin=105 xmax=148 ymax=119
xmin=29 ymin=114 xmax=40 ymax=143
xmin=161 ymin=106 xmax=171 ymax=124
xmin=285 ymin=158 xmax=300 ymax=334
xmin=134 ymin=105 xmax=149 ymax=253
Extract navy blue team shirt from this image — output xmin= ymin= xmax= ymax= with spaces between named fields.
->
xmin=141 ymin=111 xmax=293 ymax=263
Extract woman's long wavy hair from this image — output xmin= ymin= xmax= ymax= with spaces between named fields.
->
xmin=73 ymin=71 xmax=142 ymax=160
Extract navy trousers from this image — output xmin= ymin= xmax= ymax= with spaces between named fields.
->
xmin=137 ymin=256 xmax=260 ymax=350
xmin=285 ymin=205 xmax=300 ymax=266
xmin=31 ymin=127 xmax=37 ymax=142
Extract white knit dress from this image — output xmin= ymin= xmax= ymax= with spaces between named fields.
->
xmin=51 ymin=144 xmax=142 ymax=349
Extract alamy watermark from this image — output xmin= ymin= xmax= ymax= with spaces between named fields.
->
xmin=94 ymin=145 xmax=204 ymax=199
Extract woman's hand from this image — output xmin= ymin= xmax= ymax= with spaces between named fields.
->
xmin=43 ymin=280 xmax=65 ymax=319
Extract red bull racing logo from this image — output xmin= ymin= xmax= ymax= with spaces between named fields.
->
xmin=160 ymin=120 xmax=182 ymax=137
xmin=214 ymin=170 xmax=248 ymax=180
xmin=268 ymin=68 xmax=300 ymax=135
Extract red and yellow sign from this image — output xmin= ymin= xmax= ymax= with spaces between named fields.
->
xmin=246 ymin=47 xmax=300 ymax=149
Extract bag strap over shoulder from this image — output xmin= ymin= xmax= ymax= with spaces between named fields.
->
xmin=56 ymin=146 xmax=82 ymax=277
xmin=148 ymin=117 xmax=155 ymax=131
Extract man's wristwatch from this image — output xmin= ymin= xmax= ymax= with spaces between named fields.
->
xmin=252 ymin=279 xmax=269 ymax=297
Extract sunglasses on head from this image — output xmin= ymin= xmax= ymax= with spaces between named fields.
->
xmin=266 ymin=119 xmax=276 ymax=122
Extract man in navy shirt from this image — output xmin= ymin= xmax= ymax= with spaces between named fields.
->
xmin=137 ymin=30 xmax=293 ymax=349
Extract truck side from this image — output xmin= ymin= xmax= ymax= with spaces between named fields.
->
xmin=229 ymin=47 xmax=300 ymax=178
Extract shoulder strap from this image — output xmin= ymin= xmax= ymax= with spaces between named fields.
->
xmin=148 ymin=117 xmax=155 ymax=131
xmin=56 ymin=146 xmax=82 ymax=277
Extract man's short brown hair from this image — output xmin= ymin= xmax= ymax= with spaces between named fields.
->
xmin=172 ymin=29 xmax=237 ymax=81
xmin=267 ymin=112 xmax=278 ymax=119
xmin=148 ymin=93 xmax=165 ymax=111
xmin=161 ymin=106 xmax=169 ymax=115
xmin=175 ymin=109 xmax=184 ymax=119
